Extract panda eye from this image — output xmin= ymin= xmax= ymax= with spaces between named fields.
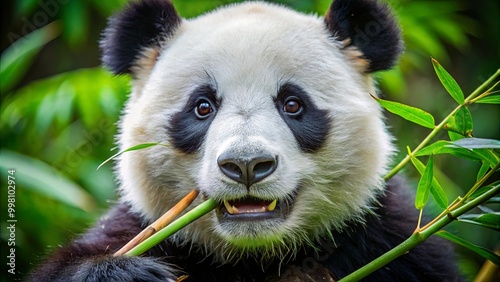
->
xmin=195 ymin=99 xmax=213 ymax=119
xmin=283 ymin=97 xmax=302 ymax=115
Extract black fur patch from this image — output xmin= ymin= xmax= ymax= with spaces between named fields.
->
xmin=28 ymin=204 xmax=175 ymax=281
xmin=325 ymin=0 xmax=403 ymax=72
xmin=100 ymin=0 xmax=181 ymax=75
xmin=275 ymin=83 xmax=331 ymax=152
xmin=168 ymin=85 xmax=219 ymax=153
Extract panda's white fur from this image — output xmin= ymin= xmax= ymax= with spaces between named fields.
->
xmin=118 ymin=2 xmax=393 ymax=262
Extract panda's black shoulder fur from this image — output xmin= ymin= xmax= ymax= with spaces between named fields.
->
xmin=29 ymin=177 xmax=461 ymax=281
xmin=29 ymin=204 xmax=176 ymax=281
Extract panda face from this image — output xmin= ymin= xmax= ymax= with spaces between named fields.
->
xmin=109 ymin=1 xmax=400 ymax=261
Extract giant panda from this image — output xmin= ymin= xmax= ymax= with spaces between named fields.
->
xmin=30 ymin=0 xmax=462 ymax=281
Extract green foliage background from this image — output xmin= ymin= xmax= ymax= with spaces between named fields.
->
xmin=0 ymin=0 xmax=498 ymax=281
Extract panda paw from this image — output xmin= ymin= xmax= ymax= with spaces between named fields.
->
xmin=72 ymin=255 xmax=177 ymax=282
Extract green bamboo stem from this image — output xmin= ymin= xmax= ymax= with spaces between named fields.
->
xmin=339 ymin=182 xmax=500 ymax=282
xmin=124 ymin=198 xmax=218 ymax=256
xmin=384 ymin=68 xmax=500 ymax=181
xmin=455 ymin=162 xmax=500 ymax=208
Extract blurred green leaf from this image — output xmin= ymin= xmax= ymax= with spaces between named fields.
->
xmin=396 ymin=1 xmax=475 ymax=72
xmin=60 ymin=0 xmax=87 ymax=47
xmin=415 ymin=155 xmax=434 ymax=209
xmin=34 ymin=81 xmax=76 ymax=134
xmin=378 ymin=66 xmax=407 ymax=96
xmin=458 ymin=213 xmax=500 ymax=231
xmin=14 ymin=0 xmax=38 ymax=15
xmin=432 ymin=58 xmax=464 ymax=104
xmin=0 ymin=149 xmax=95 ymax=212
xmin=1 ymin=22 xmax=60 ymax=93
xmin=428 ymin=16 xmax=469 ymax=49
xmin=1 ymin=67 xmax=128 ymax=135
xmin=90 ymin=0 xmax=128 ymax=16
xmin=409 ymin=151 xmax=448 ymax=209
xmin=402 ymin=18 xmax=447 ymax=60
xmin=374 ymin=96 xmax=435 ymax=129
xmin=435 ymin=230 xmax=500 ymax=266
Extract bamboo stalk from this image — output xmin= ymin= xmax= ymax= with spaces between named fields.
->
xmin=114 ymin=190 xmax=199 ymax=256
xmin=125 ymin=197 xmax=218 ymax=257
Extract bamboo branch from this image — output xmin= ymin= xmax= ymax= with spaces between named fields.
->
xmin=339 ymin=182 xmax=500 ymax=282
xmin=124 ymin=197 xmax=218 ymax=257
xmin=114 ymin=190 xmax=199 ymax=256
xmin=384 ymin=68 xmax=500 ymax=181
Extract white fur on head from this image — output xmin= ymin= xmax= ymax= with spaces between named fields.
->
xmin=117 ymin=2 xmax=395 ymax=263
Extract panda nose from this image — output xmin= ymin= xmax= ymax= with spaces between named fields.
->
xmin=217 ymin=153 xmax=277 ymax=188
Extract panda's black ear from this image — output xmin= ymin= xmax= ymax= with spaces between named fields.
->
xmin=100 ymin=0 xmax=181 ymax=75
xmin=325 ymin=0 xmax=403 ymax=72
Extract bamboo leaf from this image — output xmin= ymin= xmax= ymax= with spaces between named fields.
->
xmin=477 ymin=162 xmax=490 ymax=180
xmin=469 ymin=182 xmax=500 ymax=200
xmin=458 ymin=213 xmax=500 ymax=231
xmin=373 ymin=96 xmax=435 ymax=129
xmin=416 ymin=140 xmax=481 ymax=162
xmin=472 ymin=149 xmax=500 ymax=168
xmin=432 ymin=58 xmax=465 ymax=104
xmin=445 ymin=107 xmax=473 ymax=136
xmin=448 ymin=131 xmax=463 ymax=141
xmin=450 ymin=138 xmax=500 ymax=150
xmin=97 ymin=142 xmax=162 ymax=170
xmin=409 ymin=151 xmax=448 ymax=208
xmin=487 ymin=197 xmax=500 ymax=204
xmin=457 ymin=107 xmax=473 ymax=136
xmin=475 ymin=95 xmax=500 ymax=104
xmin=415 ymin=155 xmax=434 ymax=209
xmin=435 ymin=230 xmax=500 ymax=266
xmin=418 ymin=141 xmax=499 ymax=168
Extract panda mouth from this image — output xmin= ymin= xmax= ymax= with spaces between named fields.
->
xmin=223 ymin=198 xmax=277 ymax=215
xmin=217 ymin=196 xmax=291 ymax=220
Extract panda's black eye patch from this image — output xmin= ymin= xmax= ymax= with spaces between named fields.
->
xmin=168 ymin=84 xmax=218 ymax=153
xmin=275 ymin=83 xmax=331 ymax=152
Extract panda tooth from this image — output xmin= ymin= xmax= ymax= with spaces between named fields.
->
xmin=224 ymin=200 xmax=237 ymax=214
xmin=267 ymin=200 xmax=277 ymax=211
